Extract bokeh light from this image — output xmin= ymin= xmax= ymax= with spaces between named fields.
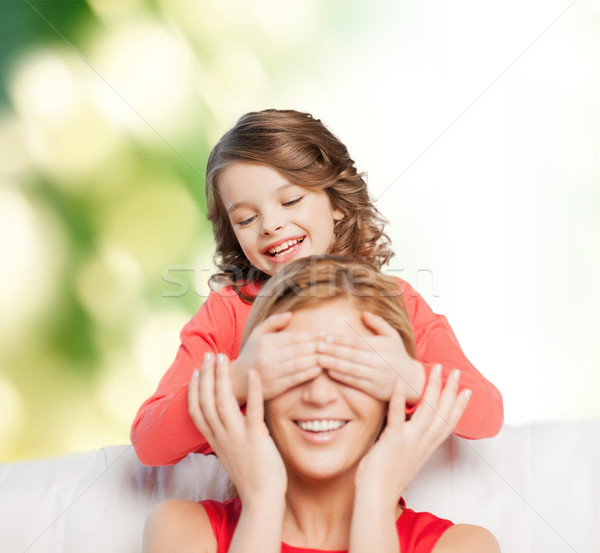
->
xmin=1 ymin=0 xmax=599 ymax=462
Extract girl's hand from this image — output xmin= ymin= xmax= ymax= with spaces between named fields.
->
xmin=231 ymin=312 xmax=322 ymax=402
xmin=354 ymin=365 xmax=470 ymax=508
xmin=188 ymin=353 xmax=287 ymax=501
xmin=316 ymin=311 xmax=425 ymax=404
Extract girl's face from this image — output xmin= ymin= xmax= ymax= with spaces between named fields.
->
xmin=264 ymin=298 xmax=387 ymax=482
xmin=218 ymin=163 xmax=343 ymax=276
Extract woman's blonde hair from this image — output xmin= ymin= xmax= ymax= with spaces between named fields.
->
xmin=205 ymin=109 xmax=393 ymax=301
xmin=243 ymin=255 xmax=415 ymax=357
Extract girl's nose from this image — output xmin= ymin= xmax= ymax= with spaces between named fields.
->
xmin=260 ymin=209 xmax=284 ymax=235
xmin=260 ymin=218 xmax=283 ymax=235
xmin=300 ymin=372 xmax=338 ymax=406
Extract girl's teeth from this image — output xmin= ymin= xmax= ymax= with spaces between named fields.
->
xmin=269 ymin=239 xmax=297 ymax=255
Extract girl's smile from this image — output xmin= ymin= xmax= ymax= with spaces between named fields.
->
xmin=262 ymin=234 xmax=306 ymax=263
xmin=218 ymin=162 xmax=343 ymax=275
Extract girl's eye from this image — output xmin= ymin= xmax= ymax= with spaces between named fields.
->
xmin=282 ymin=196 xmax=303 ymax=207
xmin=237 ymin=215 xmax=257 ymax=226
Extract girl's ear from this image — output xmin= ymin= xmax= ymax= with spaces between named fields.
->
xmin=333 ymin=209 xmax=344 ymax=221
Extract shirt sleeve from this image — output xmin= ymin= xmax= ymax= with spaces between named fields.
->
xmin=130 ymin=289 xmax=252 ymax=465
xmin=400 ymin=279 xmax=504 ymax=439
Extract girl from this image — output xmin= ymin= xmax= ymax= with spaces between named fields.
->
xmin=131 ymin=109 xmax=503 ymax=466
xmin=141 ymin=256 xmax=500 ymax=553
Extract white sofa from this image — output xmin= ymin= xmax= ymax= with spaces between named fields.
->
xmin=1 ymin=420 xmax=598 ymax=553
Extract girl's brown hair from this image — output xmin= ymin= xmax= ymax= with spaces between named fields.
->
xmin=205 ymin=109 xmax=393 ymax=301
xmin=243 ymin=255 xmax=415 ymax=358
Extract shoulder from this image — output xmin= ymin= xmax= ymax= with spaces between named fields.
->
xmin=141 ymin=500 xmax=216 ymax=553
xmin=432 ymin=524 xmax=500 ymax=553
xmin=186 ymin=288 xmax=254 ymax=331
xmin=386 ymin=275 xmax=423 ymax=305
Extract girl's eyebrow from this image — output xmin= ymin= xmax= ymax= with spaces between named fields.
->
xmin=227 ymin=183 xmax=299 ymax=214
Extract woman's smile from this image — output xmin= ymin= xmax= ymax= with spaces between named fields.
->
xmin=293 ymin=418 xmax=350 ymax=444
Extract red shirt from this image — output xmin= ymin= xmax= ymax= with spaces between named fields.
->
xmin=200 ymin=497 xmax=453 ymax=553
xmin=131 ymin=278 xmax=503 ymax=465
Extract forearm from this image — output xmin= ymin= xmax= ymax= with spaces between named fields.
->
xmin=402 ymin=279 xmax=504 ymax=439
xmin=229 ymin=494 xmax=285 ymax=553
xmin=349 ymin=489 xmax=399 ymax=553
xmin=408 ymin=362 xmax=503 ymax=439
xmin=131 ymin=389 xmax=212 ymax=465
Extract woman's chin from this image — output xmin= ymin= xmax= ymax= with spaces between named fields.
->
xmin=285 ymin=454 xmax=360 ymax=483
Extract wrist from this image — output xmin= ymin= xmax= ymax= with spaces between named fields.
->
xmin=405 ymin=360 xmax=426 ymax=404
xmin=354 ymin=481 xmax=403 ymax=513
xmin=242 ymin=489 xmax=286 ymax=512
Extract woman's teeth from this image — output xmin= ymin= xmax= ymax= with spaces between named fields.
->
xmin=268 ymin=237 xmax=303 ymax=256
xmin=297 ymin=420 xmax=347 ymax=432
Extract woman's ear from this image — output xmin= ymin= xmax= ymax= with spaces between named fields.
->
xmin=333 ymin=209 xmax=344 ymax=221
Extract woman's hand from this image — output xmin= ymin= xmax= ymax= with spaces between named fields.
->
xmin=188 ymin=353 xmax=287 ymax=502
xmin=231 ymin=312 xmax=322 ymax=403
xmin=316 ymin=311 xmax=425 ymax=404
xmin=354 ymin=365 xmax=471 ymax=508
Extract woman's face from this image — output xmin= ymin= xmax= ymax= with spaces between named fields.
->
xmin=264 ymin=298 xmax=387 ymax=481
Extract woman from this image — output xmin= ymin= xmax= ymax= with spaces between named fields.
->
xmin=142 ymin=256 xmax=499 ymax=553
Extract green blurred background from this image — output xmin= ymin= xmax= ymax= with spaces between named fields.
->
xmin=2 ymin=0 xmax=599 ymax=462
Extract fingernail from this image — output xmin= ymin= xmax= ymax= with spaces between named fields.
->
xmin=318 ymin=330 xmax=327 ymax=338
xmin=464 ymin=389 xmax=472 ymax=399
xmin=217 ymin=353 xmax=225 ymax=363
xmin=452 ymin=369 xmax=461 ymax=381
xmin=192 ymin=369 xmax=199 ymax=380
xmin=434 ymin=364 xmax=442 ymax=376
xmin=204 ymin=352 xmax=213 ymax=363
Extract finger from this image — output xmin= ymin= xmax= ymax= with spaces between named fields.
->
xmin=198 ymin=353 xmax=221 ymax=432
xmin=319 ymin=354 xmax=387 ymax=389
xmin=324 ymin=362 xmax=372 ymax=385
xmin=361 ymin=311 xmax=400 ymax=339
xmin=262 ymin=333 xmax=319 ymax=359
xmin=411 ymin=364 xmax=443 ymax=426
xmin=246 ymin=369 xmax=265 ymax=432
xmin=215 ymin=354 xmax=243 ymax=432
xmin=385 ymin=376 xmax=407 ymax=430
xmin=188 ymin=361 xmax=216 ymax=443
xmin=274 ymin=353 xmax=320 ymax=376
xmin=317 ymin=351 xmax=381 ymax=375
xmin=267 ymin=366 xmax=322 ymax=398
xmin=326 ymin=367 xmax=384 ymax=399
xmin=276 ymin=339 xmax=319 ymax=360
xmin=316 ymin=340 xmax=375 ymax=363
xmin=446 ymin=388 xmax=471 ymax=431
xmin=435 ymin=369 xmax=461 ymax=421
xmin=187 ymin=369 xmax=205 ymax=429
xmin=253 ymin=311 xmax=293 ymax=335
xmin=318 ymin=331 xmax=372 ymax=351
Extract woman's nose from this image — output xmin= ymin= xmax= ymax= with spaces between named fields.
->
xmin=300 ymin=372 xmax=338 ymax=406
